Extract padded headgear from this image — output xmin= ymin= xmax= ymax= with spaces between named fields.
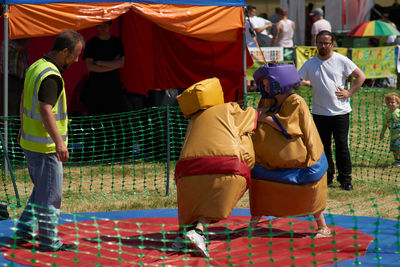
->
xmin=177 ymin=77 xmax=224 ymax=118
xmin=253 ymin=63 xmax=301 ymax=98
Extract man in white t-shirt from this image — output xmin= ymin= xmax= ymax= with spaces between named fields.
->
xmin=310 ymin=8 xmax=331 ymax=46
xmin=299 ymin=31 xmax=365 ymax=191
xmin=246 ymin=5 xmax=272 ymax=47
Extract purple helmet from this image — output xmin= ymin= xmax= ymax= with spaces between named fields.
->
xmin=253 ymin=63 xmax=301 ymax=98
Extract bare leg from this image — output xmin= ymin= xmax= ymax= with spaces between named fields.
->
xmin=313 ymin=211 xmax=331 ymax=238
xmin=178 ymin=217 xmax=208 ymax=233
xmin=196 ymin=217 xmax=209 ymax=232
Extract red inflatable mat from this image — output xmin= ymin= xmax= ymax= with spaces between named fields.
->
xmin=2 ymin=216 xmax=374 ymax=266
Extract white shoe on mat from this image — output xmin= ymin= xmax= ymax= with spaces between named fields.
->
xmin=184 ymin=229 xmax=209 ymax=258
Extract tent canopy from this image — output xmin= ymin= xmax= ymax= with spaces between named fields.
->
xmin=1 ymin=0 xmax=244 ymax=5
xmin=1 ymin=0 xmax=250 ymax=113
xmin=7 ymin=3 xmax=244 ymax=42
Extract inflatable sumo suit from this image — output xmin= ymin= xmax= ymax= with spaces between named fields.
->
xmin=175 ymin=78 xmax=257 ymax=227
xmin=250 ymin=63 xmax=328 ymax=218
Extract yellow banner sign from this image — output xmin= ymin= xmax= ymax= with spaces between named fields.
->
xmin=295 ymin=46 xmax=348 ymax=70
xmin=351 ymin=46 xmax=396 ymax=79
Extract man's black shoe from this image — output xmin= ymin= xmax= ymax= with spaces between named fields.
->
xmin=39 ymin=243 xmax=77 ymax=252
xmin=340 ymin=183 xmax=353 ymax=191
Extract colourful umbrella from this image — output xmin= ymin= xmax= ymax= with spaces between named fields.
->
xmin=347 ymin=20 xmax=400 ymax=36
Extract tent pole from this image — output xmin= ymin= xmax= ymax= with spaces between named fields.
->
xmin=2 ymin=5 xmax=20 ymax=207
xmin=242 ymin=12 xmax=247 ymax=108
xmin=3 ymin=5 xmax=9 ymax=184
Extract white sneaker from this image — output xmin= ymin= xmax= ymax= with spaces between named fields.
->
xmin=184 ymin=229 xmax=209 ymax=257
xmin=171 ymin=235 xmax=185 ymax=250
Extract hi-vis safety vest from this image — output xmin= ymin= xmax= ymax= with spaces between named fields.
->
xmin=20 ymin=58 xmax=68 ymax=154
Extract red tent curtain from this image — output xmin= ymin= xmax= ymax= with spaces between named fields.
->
xmin=120 ymin=10 xmax=252 ymax=102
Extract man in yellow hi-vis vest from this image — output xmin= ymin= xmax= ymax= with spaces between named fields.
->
xmin=12 ymin=30 xmax=84 ymax=252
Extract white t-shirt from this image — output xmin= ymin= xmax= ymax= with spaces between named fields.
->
xmin=298 ymin=52 xmax=358 ymax=116
xmin=387 ymin=35 xmax=396 ymax=44
xmin=249 ymin=16 xmax=270 ymax=36
xmin=311 ymin=19 xmax=332 ymax=35
xmin=387 ymin=35 xmax=400 ymax=45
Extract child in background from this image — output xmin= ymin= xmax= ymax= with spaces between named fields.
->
xmin=380 ymin=92 xmax=400 ymax=167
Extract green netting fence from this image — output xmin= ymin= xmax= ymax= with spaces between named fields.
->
xmin=0 ymin=87 xmax=399 ymax=266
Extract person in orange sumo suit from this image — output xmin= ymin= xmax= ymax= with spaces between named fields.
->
xmin=173 ymin=77 xmax=261 ymax=257
xmin=250 ymin=63 xmax=331 ymax=238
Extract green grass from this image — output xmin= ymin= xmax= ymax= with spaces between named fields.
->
xmin=1 ymin=86 xmax=399 ymax=220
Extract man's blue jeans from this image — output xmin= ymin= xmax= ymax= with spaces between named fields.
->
xmin=16 ymin=149 xmax=63 ymax=250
